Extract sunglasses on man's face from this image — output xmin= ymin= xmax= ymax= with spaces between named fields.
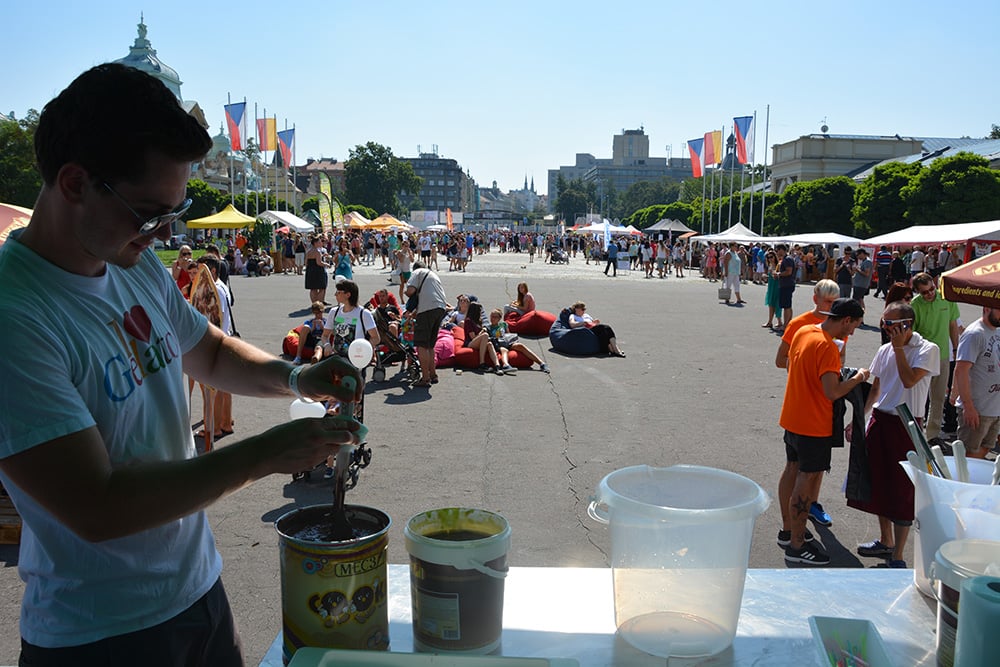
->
xmin=103 ymin=182 xmax=192 ymax=235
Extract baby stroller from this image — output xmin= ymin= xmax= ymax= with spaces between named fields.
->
xmin=290 ymin=384 xmax=370 ymax=482
xmin=370 ymin=307 xmax=421 ymax=384
xmin=549 ymin=244 xmax=570 ymax=264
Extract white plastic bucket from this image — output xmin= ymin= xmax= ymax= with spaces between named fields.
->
xmin=588 ymin=465 xmax=769 ymax=659
xmin=900 ymin=457 xmax=1000 ymax=596
xmin=404 ymin=508 xmax=510 ymax=654
xmin=929 ymin=539 xmax=1000 ymax=667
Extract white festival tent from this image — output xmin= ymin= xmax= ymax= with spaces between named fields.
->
xmin=862 ymin=220 xmax=1000 ymax=248
xmin=695 ymin=222 xmax=761 ymax=243
xmin=258 ymin=210 xmax=315 ymax=233
xmin=646 ymin=218 xmax=695 ymax=234
xmin=773 ymin=232 xmax=865 ymax=247
xmin=575 ymin=221 xmax=632 ymax=235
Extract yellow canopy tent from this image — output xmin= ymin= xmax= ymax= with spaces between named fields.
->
xmin=344 ymin=211 xmax=371 ymax=229
xmin=186 ymin=204 xmax=256 ymax=229
xmin=367 ymin=213 xmax=415 ymax=230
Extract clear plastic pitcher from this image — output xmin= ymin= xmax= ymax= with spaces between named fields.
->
xmin=588 ymin=465 xmax=769 ymax=659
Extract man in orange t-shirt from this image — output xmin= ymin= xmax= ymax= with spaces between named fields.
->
xmin=778 ymin=298 xmax=869 ymax=566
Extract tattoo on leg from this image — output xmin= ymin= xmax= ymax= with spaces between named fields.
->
xmin=792 ymin=496 xmax=810 ymax=517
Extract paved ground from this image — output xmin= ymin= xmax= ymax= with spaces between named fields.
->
xmin=0 ymin=249 xmax=980 ymax=665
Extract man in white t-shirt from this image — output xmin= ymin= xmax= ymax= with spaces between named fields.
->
xmin=0 ymin=64 xmax=363 ymax=666
xmin=952 ymin=307 xmax=1000 ymax=458
xmin=909 ymin=246 xmax=925 ymax=278
xmin=405 ymin=262 xmax=448 ymax=387
xmin=848 ymin=301 xmax=938 ymax=568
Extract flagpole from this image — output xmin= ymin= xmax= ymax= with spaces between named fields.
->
xmin=717 ymin=125 xmax=724 ymax=233
xmin=241 ymin=97 xmax=248 ymax=214
xmin=254 ymin=103 xmax=260 ymax=216
xmin=283 ymin=119 xmax=288 ymax=211
xmin=700 ymin=168 xmax=707 ymax=234
xmin=761 ymin=105 xmax=770 ymax=235
xmin=747 ymin=110 xmax=757 ymax=231
xmin=727 ymin=126 xmax=737 ymax=227
xmin=292 ymin=124 xmax=297 ymax=215
xmin=227 ymin=93 xmax=234 ymax=206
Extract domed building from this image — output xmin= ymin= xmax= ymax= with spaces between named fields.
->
xmin=113 ymin=15 xmax=208 ymax=130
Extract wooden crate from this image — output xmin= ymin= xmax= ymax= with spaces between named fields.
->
xmin=0 ymin=496 xmax=22 ymax=544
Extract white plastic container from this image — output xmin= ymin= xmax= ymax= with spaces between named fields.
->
xmin=900 ymin=457 xmax=999 ymax=596
xmin=588 ymin=465 xmax=769 ymax=659
xmin=808 ymin=616 xmax=893 ymax=667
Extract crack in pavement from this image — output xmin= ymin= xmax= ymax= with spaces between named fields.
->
xmin=546 ymin=358 xmax=608 ymax=561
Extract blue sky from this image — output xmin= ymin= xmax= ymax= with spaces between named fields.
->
xmin=4 ymin=0 xmax=997 ymax=196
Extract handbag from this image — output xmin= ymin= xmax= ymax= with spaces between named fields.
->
xmin=718 ymin=287 xmax=732 ymax=301
xmin=405 ymin=270 xmax=429 ymax=312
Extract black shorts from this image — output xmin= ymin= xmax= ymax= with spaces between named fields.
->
xmin=784 ymin=430 xmax=834 ymax=473
xmin=851 ymin=286 xmax=869 ymax=300
xmin=778 ymin=284 xmax=794 ymax=310
xmin=413 ymin=308 xmax=445 ymax=348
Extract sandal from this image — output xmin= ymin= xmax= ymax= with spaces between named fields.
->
xmin=430 ymin=375 xmax=439 ymax=384
xmin=412 ymin=380 xmax=432 ymax=388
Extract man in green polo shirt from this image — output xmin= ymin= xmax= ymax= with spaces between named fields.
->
xmin=911 ymin=272 xmax=960 ymax=445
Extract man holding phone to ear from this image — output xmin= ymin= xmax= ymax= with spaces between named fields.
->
xmin=849 ymin=301 xmax=938 ymax=568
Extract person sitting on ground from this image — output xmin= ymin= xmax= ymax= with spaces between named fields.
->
xmin=568 ymin=301 xmax=625 ymax=357
xmin=463 ymin=302 xmax=503 ymax=374
xmin=487 ymin=309 xmax=549 ymax=373
xmin=368 ymin=288 xmax=402 ymax=339
xmin=293 ymin=301 xmax=328 ymax=365
xmin=503 ymin=282 xmax=536 ymax=317
xmin=443 ymin=294 xmax=473 ymax=328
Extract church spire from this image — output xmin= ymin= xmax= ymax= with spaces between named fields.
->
xmin=523 ymin=174 xmax=528 ymax=190
xmin=530 ymin=175 xmax=535 ymax=192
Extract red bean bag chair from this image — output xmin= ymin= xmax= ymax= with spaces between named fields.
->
xmin=505 ymin=310 xmax=556 ymax=337
xmin=282 ymin=329 xmax=315 ymax=359
xmin=451 ymin=325 xmax=532 ymax=369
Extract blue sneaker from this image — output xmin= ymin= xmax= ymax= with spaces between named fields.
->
xmin=808 ymin=502 xmax=832 ymax=527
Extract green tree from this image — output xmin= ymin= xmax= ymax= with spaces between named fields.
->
xmin=186 ymin=179 xmax=226 ymax=220
xmin=344 ymin=142 xmax=422 ymax=216
xmin=769 ymin=177 xmax=856 ymax=235
xmin=620 ymin=179 xmax=678 ymax=217
xmin=301 ymin=196 xmax=319 ymax=214
xmin=345 ymin=203 xmax=377 ymax=220
xmin=901 ymin=152 xmax=1000 ymax=225
xmin=0 ymin=111 xmax=42 ymax=207
xmin=555 ymin=187 xmax=590 ymax=224
xmin=989 ymin=124 xmax=1000 ymax=140
xmin=851 ymin=161 xmax=923 ymax=237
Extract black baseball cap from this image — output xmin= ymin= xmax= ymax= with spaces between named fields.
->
xmin=819 ymin=298 xmax=865 ymax=319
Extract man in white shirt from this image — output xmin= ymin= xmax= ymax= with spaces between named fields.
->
xmin=849 ymin=301 xmax=939 ymax=568
xmin=952 ymin=307 xmax=1000 ymax=458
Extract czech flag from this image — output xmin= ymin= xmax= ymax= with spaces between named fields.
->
xmin=734 ymin=116 xmax=755 ymax=165
xmin=257 ymin=117 xmax=277 ymax=151
xmin=704 ymin=130 xmax=723 ymax=166
xmin=224 ymin=102 xmax=246 ymax=151
xmin=687 ymin=138 xmax=704 ymax=178
xmin=277 ymin=129 xmax=295 ymax=169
